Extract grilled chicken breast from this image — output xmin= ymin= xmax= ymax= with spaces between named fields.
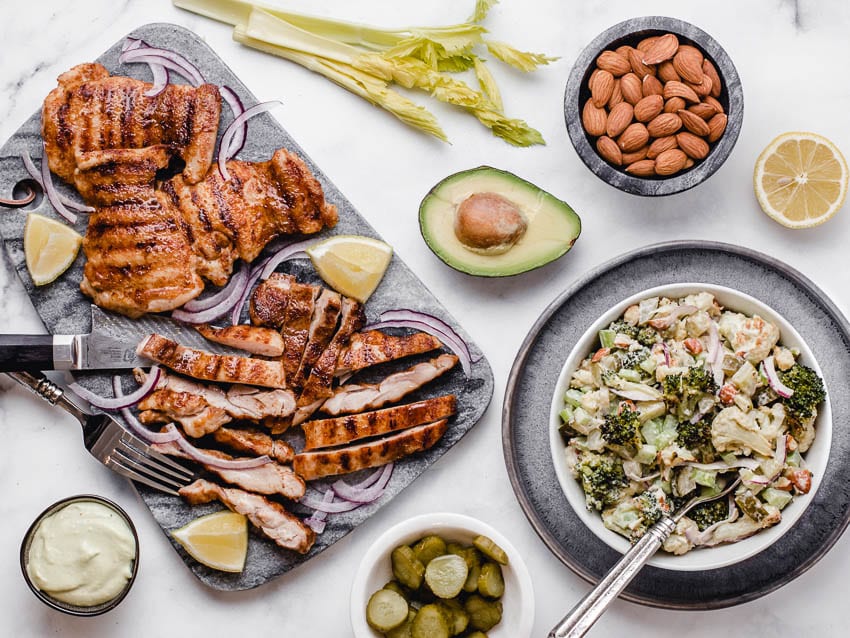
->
xmin=293 ymin=419 xmax=449 ymax=480
xmin=302 ymin=395 xmax=457 ymax=450
xmin=249 ymin=273 xmax=293 ymax=327
xmin=278 ymin=281 xmax=321 ymax=380
xmin=335 ymin=330 xmax=443 ymax=376
xmin=320 ymin=354 xmax=458 ymax=416
xmin=138 ymin=334 xmax=288 ymax=388
xmin=291 ymin=288 xmax=342 ymax=390
xmin=74 ymin=145 xmax=171 ymax=205
xmin=180 ymin=479 xmax=314 ymax=553
xmin=212 ymin=427 xmax=295 ymax=463
xmin=43 ymin=63 xmax=220 ymax=186
xmin=196 ymin=324 xmax=285 ymax=357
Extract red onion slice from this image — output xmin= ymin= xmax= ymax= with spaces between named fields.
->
xmin=0 ymin=187 xmax=35 ymax=207
xmin=304 ymin=489 xmax=334 ymax=534
xmin=112 ymin=376 xmax=183 ymax=444
xmin=218 ymin=101 xmax=282 ymax=180
xmin=219 ymin=86 xmax=246 ymax=158
xmin=167 ymin=423 xmax=272 ymax=469
xmin=39 ymin=143 xmax=78 ymax=223
xmin=122 ymin=37 xmax=144 ymax=52
xmin=69 ymin=366 xmax=162 ymax=411
xmin=119 ymin=46 xmax=205 ymax=86
xmin=259 ymin=238 xmax=314 ymax=279
xmin=144 ymin=63 xmax=169 ymax=97
xmin=231 ymin=259 xmax=269 ymax=325
xmin=332 ymin=463 xmax=394 ymax=503
xmin=182 ymin=262 xmax=249 ymax=312
xmin=21 ymin=152 xmax=94 ymax=213
xmin=172 ymin=264 xmax=249 ymax=324
xmin=763 ymin=356 xmax=794 ymax=398
xmin=298 ymin=493 xmax=364 ymax=514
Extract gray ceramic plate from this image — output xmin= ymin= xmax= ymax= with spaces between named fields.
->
xmin=502 ymin=240 xmax=850 ymax=609
xmin=0 ymin=24 xmax=493 ymax=591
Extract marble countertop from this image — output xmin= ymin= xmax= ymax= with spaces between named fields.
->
xmin=2 ymin=1 xmax=849 ymax=636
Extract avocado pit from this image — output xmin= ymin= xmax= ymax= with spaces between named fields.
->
xmin=454 ymin=192 xmax=528 ymax=255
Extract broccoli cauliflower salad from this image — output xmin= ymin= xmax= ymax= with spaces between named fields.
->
xmin=559 ymin=291 xmax=826 ymax=555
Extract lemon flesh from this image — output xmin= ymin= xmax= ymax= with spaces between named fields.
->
xmin=170 ymin=511 xmax=248 ymax=573
xmin=23 ymin=213 xmax=82 ymax=286
xmin=754 ymin=131 xmax=849 ymax=229
xmin=307 ymin=235 xmax=393 ymax=302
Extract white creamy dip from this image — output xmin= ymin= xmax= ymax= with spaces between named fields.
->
xmin=26 ymin=501 xmax=136 ymax=607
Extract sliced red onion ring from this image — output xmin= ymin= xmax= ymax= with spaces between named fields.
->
xmin=182 ymin=262 xmax=249 ymax=312
xmin=763 ymin=356 xmax=793 ymax=398
xmin=39 ymin=143 xmax=78 ymax=223
xmin=144 ymin=63 xmax=169 ymax=97
xmin=332 ymin=463 xmax=394 ymax=503
xmin=0 ymin=186 xmax=35 ymax=207
xmin=299 ymin=492 xmax=364 ymax=514
xmin=218 ymin=101 xmax=282 ymax=180
xmin=167 ymin=423 xmax=272 ymax=469
xmin=260 ymin=238 xmax=314 ymax=279
xmin=661 ymin=342 xmax=671 ymax=366
xmin=172 ymin=263 xmax=249 ymax=324
xmin=69 ymin=366 xmax=162 ymax=411
xmin=365 ymin=319 xmax=471 ymax=376
xmin=122 ymin=37 xmax=144 ymax=52
xmin=119 ymin=46 xmax=205 ymax=86
xmin=112 ymin=376 xmax=182 ymax=444
xmin=231 ymin=259 xmax=269 ymax=325
xmin=304 ymin=490 xmax=334 ymax=534
xmin=219 ymin=86 xmax=246 ymax=158
xmin=21 ymin=152 xmax=93 ymax=213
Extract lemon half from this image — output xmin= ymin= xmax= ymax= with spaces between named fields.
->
xmin=23 ymin=213 xmax=82 ymax=286
xmin=754 ymin=131 xmax=849 ymax=229
xmin=170 ymin=510 xmax=248 ymax=573
xmin=307 ymin=235 xmax=393 ymax=302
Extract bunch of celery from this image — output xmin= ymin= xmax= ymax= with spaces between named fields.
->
xmin=173 ymin=0 xmax=557 ymax=146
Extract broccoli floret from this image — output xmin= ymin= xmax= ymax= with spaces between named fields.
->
xmin=684 ymin=366 xmax=717 ymax=394
xmin=600 ymin=404 xmax=642 ymax=448
xmin=608 ymin=320 xmax=639 ymax=339
xmin=779 ymin=364 xmax=826 ymax=420
xmin=688 ymin=498 xmax=729 ymax=531
xmin=662 ymin=373 xmax=684 ymax=397
xmin=620 ymin=347 xmax=650 ymax=370
xmin=677 ymin=416 xmax=712 ymax=449
xmin=637 ymin=327 xmax=658 ymax=347
xmin=576 ymin=452 xmax=628 ymax=511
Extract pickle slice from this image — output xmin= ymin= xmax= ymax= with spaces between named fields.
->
xmin=472 ymin=535 xmax=509 ymax=565
xmin=424 ymin=554 xmax=468 ymax=599
xmin=366 ymin=589 xmax=409 ymax=632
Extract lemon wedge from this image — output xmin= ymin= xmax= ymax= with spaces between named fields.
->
xmin=754 ymin=131 xmax=849 ymax=228
xmin=23 ymin=213 xmax=82 ymax=286
xmin=170 ymin=511 xmax=248 ymax=573
xmin=307 ymin=235 xmax=393 ymax=302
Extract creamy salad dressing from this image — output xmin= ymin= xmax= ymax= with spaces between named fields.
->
xmin=26 ymin=501 xmax=136 ymax=606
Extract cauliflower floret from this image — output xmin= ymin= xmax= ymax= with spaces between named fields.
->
xmin=683 ymin=292 xmax=717 ymax=313
xmin=570 ymin=368 xmax=595 ymax=389
xmin=730 ymin=361 xmax=759 ymax=396
xmin=685 ymin=310 xmax=713 ymax=337
xmin=773 ymin=346 xmax=796 ymax=371
xmin=710 ymin=406 xmax=774 ymax=456
xmin=579 ymin=388 xmax=611 ymax=418
xmin=718 ymin=312 xmax=780 ymax=364
xmin=662 ymin=518 xmax=699 ymax=555
xmin=754 ymin=403 xmax=787 ymax=442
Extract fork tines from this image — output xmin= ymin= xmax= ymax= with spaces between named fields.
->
xmin=107 ymin=434 xmax=194 ymax=496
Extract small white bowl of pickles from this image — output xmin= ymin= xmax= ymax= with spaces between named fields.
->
xmin=350 ymin=512 xmax=534 ymax=638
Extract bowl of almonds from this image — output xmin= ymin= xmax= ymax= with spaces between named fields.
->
xmin=564 ymin=16 xmax=743 ymax=196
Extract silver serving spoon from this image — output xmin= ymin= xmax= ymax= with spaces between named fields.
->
xmin=550 ymin=476 xmax=743 ymax=638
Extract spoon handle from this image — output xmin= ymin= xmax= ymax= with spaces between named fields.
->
xmin=549 ymin=516 xmax=677 ymax=638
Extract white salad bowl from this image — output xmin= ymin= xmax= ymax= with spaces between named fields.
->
xmin=548 ymin=283 xmax=831 ymax=571
xmin=350 ymin=512 xmax=534 ymax=638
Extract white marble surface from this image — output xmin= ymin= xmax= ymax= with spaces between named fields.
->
xmin=1 ymin=0 xmax=849 ymax=636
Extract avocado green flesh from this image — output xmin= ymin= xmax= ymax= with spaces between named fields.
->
xmin=419 ymin=167 xmax=581 ymax=277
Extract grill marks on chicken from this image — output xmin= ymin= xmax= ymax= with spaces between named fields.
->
xmin=180 ymin=479 xmax=314 ymax=553
xmin=212 ymin=426 xmax=294 ymax=464
xmin=291 ymin=288 xmax=342 ymax=390
xmin=195 ymin=324 xmax=285 ymax=357
xmin=42 ymin=63 xmax=220 ymax=187
xmin=335 ymin=330 xmax=443 ymax=376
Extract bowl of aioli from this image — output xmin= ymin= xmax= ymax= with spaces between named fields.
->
xmin=20 ymin=495 xmax=139 ymax=616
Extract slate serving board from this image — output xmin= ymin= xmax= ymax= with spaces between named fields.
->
xmin=503 ymin=241 xmax=850 ymax=609
xmin=0 ymin=23 xmax=493 ymax=591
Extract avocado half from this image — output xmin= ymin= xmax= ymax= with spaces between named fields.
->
xmin=418 ymin=166 xmax=581 ymax=277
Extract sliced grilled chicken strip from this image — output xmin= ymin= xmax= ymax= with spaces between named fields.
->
xmin=135 ymin=367 xmax=295 ymax=436
xmin=293 ymin=419 xmax=449 ymax=480
xmin=74 ymin=146 xmax=171 ymax=206
xmin=138 ymin=334 xmax=287 ymax=388
xmin=302 ymin=395 xmax=457 ymax=450
xmin=153 ymin=440 xmax=305 ymax=500
xmin=212 ymin=426 xmax=295 ymax=463
xmin=195 ymin=324 xmax=285 ymax=357
xmin=335 ymin=330 xmax=443 ymax=376
xmin=320 ymin=354 xmax=459 ymax=416
xmin=278 ymin=282 xmax=321 ymax=380
xmin=180 ymin=479 xmax=315 ymax=554
xmin=249 ymin=273 xmax=294 ymax=328
xmin=291 ymin=288 xmax=342 ymax=390
xmin=42 ymin=62 xmax=221 ymax=185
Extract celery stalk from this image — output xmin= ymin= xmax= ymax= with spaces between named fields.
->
xmin=485 ymin=40 xmax=559 ymax=72
xmin=473 ymin=55 xmax=503 ymax=112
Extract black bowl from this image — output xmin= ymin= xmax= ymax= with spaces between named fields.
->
xmin=564 ymin=16 xmax=743 ymax=196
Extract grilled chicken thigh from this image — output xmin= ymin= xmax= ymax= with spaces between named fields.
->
xmin=335 ymin=330 xmax=443 ymax=376
xmin=212 ymin=426 xmax=295 ymax=463
xmin=195 ymin=324 xmax=285 ymax=357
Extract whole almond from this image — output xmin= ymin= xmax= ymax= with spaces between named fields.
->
xmin=702 ymin=59 xmax=722 ymax=98
xmin=625 ymin=159 xmax=656 ymax=177
xmin=688 ymin=102 xmax=717 ymax=119
xmin=663 ymin=97 xmax=686 ymax=113
xmin=621 ymin=146 xmax=649 ymax=164
xmin=620 ymin=73 xmax=643 ymax=105
xmin=655 ymin=148 xmax=688 ymax=176
xmin=606 ymin=102 xmax=634 ymax=137
xmin=642 ymin=74 xmax=664 ymax=97
xmin=704 ymin=95 xmax=725 ymax=114
xmin=582 ymin=99 xmax=608 ymax=136
xmin=642 ymin=33 xmax=679 ymax=65
xmin=663 ymin=80 xmax=699 ymax=103
xmin=677 ymin=131 xmax=710 ymax=159
xmin=647 ymin=135 xmax=678 ymax=159
xmin=590 ymin=69 xmax=615 ymax=107
xmin=657 ymin=60 xmax=681 ymax=83
xmin=615 ymin=45 xmax=634 ymax=58
xmin=646 ymin=112 xmax=683 ymax=137
xmin=607 ymin=79 xmax=624 ymax=108
xmin=636 ymin=36 xmax=660 ymax=52
xmin=687 ymin=74 xmax=713 ymax=97
xmin=678 ymin=109 xmax=711 ymax=136
xmin=707 ymin=113 xmax=728 ymax=143
xmin=596 ymin=135 xmax=623 ymax=165
xmin=617 ymin=122 xmax=650 ymax=152
xmin=597 ymin=50 xmax=631 ymax=76
xmin=684 ymin=158 xmax=695 ymax=169
xmin=628 ymin=48 xmax=655 ymax=77
xmin=633 ymin=94 xmax=664 ymax=122
xmin=672 ymin=45 xmax=704 ymax=84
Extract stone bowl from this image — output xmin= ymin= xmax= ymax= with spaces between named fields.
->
xmin=564 ymin=16 xmax=743 ymax=196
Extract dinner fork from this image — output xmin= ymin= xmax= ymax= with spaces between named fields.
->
xmin=550 ymin=475 xmax=743 ymax=638
xmin=5 ymin=371 xmax=194 ymax=496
